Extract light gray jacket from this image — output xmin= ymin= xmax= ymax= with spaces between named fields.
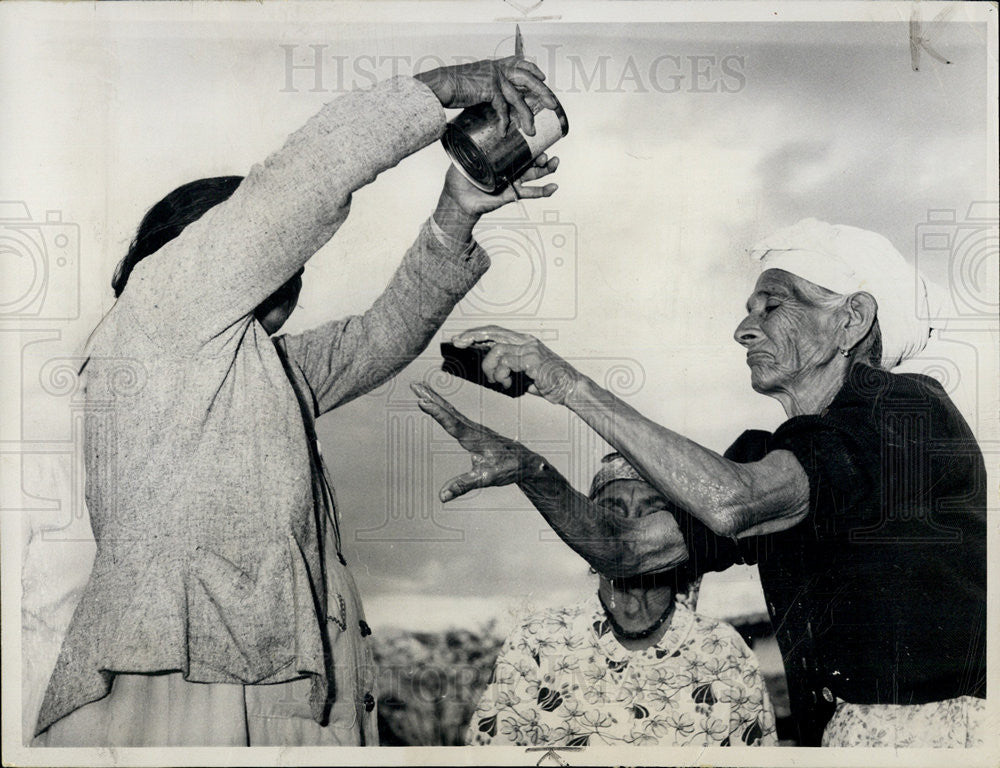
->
xmin=36 ymin=76 xmax=489 ymax=741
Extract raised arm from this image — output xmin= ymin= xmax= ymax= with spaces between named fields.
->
xmin=122 ymin=76 xmax=447 ymax=347
xmin=448 ymin=327 xmax=811 ymax=539
xmin=121 ymin=56 xmax=558 ymax=349
xmin=410 ymin=383 xmax=688 ymax=577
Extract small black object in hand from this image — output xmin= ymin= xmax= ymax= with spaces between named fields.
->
xmin=440 ymin=342 xmax=533 ymax=398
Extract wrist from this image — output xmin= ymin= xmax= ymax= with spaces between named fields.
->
xmin=414 ymin=69 xmax=450 ymax=107
xmin=562 ymin=372 xmax=595 ymax=411
xmin=517 ymin=452 xmax=549 ymax=485
xmin=434 ymin=191 xmax=479 ymax=244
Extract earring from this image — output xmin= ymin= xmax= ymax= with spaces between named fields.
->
xmin=839 ymin=347 xmax=850 ymax=358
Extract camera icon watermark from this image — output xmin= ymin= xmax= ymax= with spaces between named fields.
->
xmin=355 ymin=360 xmax=471 ymax=543
xmin=915 ymin=202 xmax=999 ymax=323
xmin=455 ymin=205 xmax=578 ymax=322
xmin=0 ymin=202 xmax=80 ymax=321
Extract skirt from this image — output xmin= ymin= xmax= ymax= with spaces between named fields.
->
xmin=35 ymin=672 xmax=373 ymax=747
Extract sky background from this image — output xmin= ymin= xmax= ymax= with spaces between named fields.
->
xmin=4 ymin=6 xmax=997 ymax=638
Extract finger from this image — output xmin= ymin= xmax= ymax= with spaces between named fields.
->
xmin=491 ymin=183 xmax=525 ymax=206
xmin=499 ymin=74 xmax=535 ymax=135
xmin=411 ymin=381 xmax=462 ymax=414
xmin=513 ymin=59 xmax=546 ymax=82
xmin=440 ymin=469 xmax=488 ymax=502
xmin=511 ymin=181 xmax=558 ymax=199
xmin=516 ymin=166 xmax=551 ymax=183
xmin=411 ymin=382 xmax=475 ymax=432
xmin=520 ymin=155 xmax=559 ymax=179
xmin=414 ymin=394 xmax=497 ymax=456
xmin=493 ymin=362 xmax=513 ymax=389
xmin=486 ymin=345 xmax=533 ymax=382
xmin=480 ymin=343 xmax=513 ymax=383
xmin=411 ymin=382 xmax=479 ymax=427
xmin=452 ymin=326 xmax=532 ymax=347
xmin=491 ymin=89 xmax=510 ymax=135
xmin=516 ymin=164 xmax=554 ymax=183
xmin=414 ymin=393 xmax=466 ymax=437
xmin=506 ymin=68 xmax=558 ymax=109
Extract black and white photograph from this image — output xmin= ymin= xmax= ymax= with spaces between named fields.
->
xmin=1 ymin=1 xmax=996 ymax=765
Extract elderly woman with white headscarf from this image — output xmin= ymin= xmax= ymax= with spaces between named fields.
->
xmin=412 ymin=219 xmax=986 ymax=748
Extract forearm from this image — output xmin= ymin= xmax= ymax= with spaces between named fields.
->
xmin=516 ymin=456 xmax=688 ymax=578
xmin=300 ymin=217 xmax=489 ymax=413
xmin=564 ymin=376 xmax=807 ymax=537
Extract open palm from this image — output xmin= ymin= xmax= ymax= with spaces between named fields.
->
xmin=410 ymin=382 xmax=537 ymax=502
xmin=442 ymin=154 xmax=559 ymax=217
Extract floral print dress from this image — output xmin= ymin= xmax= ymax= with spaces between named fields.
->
xmin=821 ymin=696 xmax=986 ymax=748
xmin=466 ymin=596 xmax=776 ymax=747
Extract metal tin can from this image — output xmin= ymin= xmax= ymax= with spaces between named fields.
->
xmin=442 ymin=91 xmax=569 ymax=194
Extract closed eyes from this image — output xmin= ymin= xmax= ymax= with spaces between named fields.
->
xmin=598 ymin=499 xmax=630 ymax=516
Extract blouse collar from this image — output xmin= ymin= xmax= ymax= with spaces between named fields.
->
xmin=583 ymin=593 xmax=695 ymax=664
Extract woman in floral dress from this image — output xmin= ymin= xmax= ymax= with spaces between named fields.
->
xmin=464 ymin=455 xmax=775 ymax=748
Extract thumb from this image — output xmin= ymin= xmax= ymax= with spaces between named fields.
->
xmin=440 ymin=469 xmax=486 ymax=502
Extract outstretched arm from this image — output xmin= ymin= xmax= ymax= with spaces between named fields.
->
xmin=123 ymin=55 xmax=558 ymax=349
xmin=447 ymin=327 xmax=811 ymax=539
xmin=411 ymin=383 xmax=688 ymax=577
xmin=565 ymin=376 xmax=809 ymax=538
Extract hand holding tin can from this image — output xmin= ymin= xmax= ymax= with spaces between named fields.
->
xmin=414 ymin=56 xmax=557 ymax=136
xmin=442 ymin=90 xmax=569 ymax=195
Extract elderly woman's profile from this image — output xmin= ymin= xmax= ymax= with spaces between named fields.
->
xmin=415 ymin=218 xmax=987 ymax=748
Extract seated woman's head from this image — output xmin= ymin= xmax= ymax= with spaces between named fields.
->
xmin=590 ymin=454 xmax=692 ymax=640
xmin=589 ymin=457 xmax=676 ymax=522
xmin=735 ymin=218 xmax=941 ymax=413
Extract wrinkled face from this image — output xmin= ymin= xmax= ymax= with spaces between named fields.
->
xmin=255 ymin=268 xmax=303 ymax=335
xmin=593 ymin=479 xmax=672 ymax=521
xmin=733 ymin=269 xmax=842 ymax=395
xmin=595 ymin=480 xmax=678 ymax=620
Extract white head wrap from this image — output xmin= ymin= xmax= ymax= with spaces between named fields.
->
xmin=749 ymin=218 xmax=944 ymax=369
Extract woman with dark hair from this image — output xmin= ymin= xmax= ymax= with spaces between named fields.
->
xmin=110 ymin=175 xmax=245 ymax=298
xmin=35 ymin=56 xmax=561 ymax=746
xmin=414 ymin=218 xmax=986 ymax=748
